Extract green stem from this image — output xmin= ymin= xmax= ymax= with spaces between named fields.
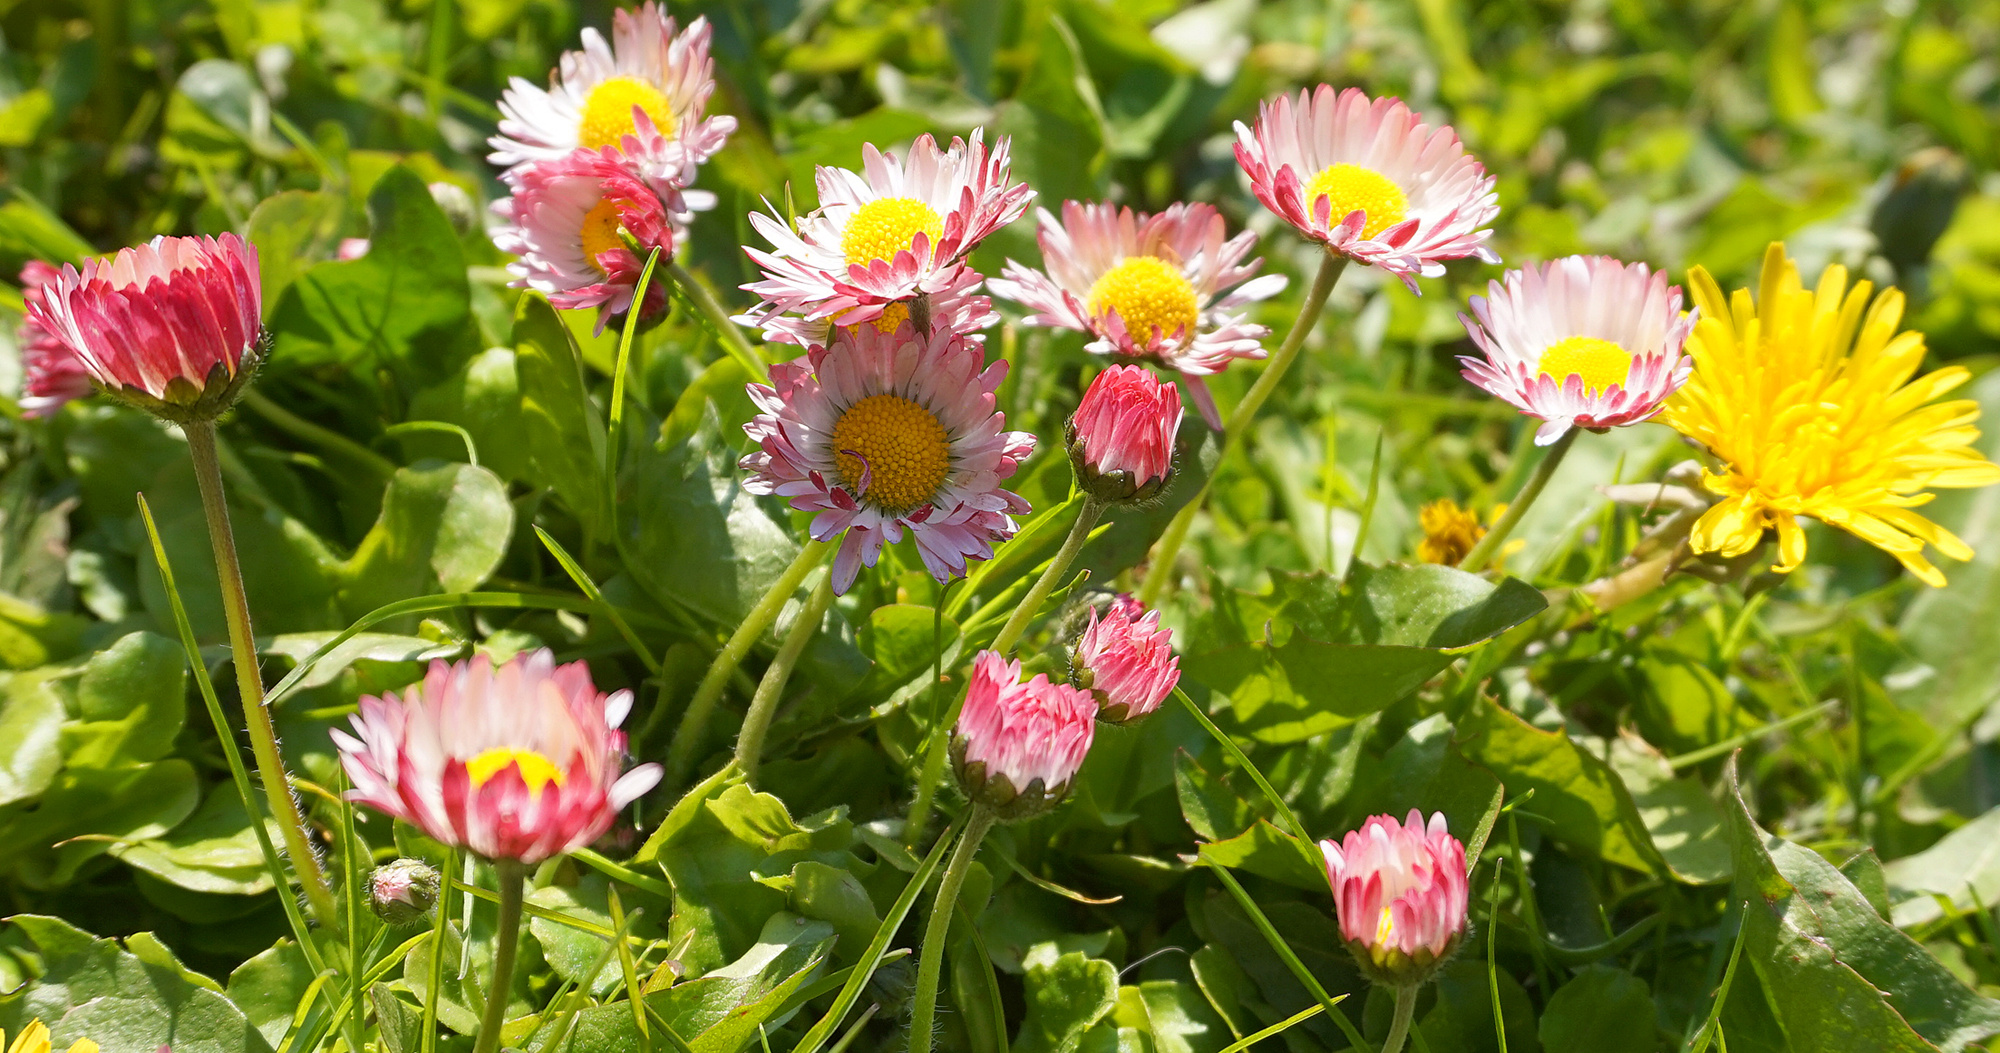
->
xmin=902 ymin=583 xmax=957 ymax=848
xmin=1139 ymin=252 xmax=1347 ymax=605
xmin=667 ymin=260 xmax=768 ymax=383
xmin=989 ymin=497 xmax=1104 ymax=656
xmin=240 ymin=388 xmax=400 ymax=480
xmin=1460 ymin=426 xmax=1579 ymax=572
xmin=909 ymin=808 xmax=998 ymax=1053
xmin=1381 ymin=984 xmax=1419 ymax=1053
xmin=733 ymin=571 xmax=835 ymax=782
xmin=664 ymin=537 xmax=834 ymax=791
xmin=183 ymin=420 xmax=339 ymax=930
xmin=472 ymin=861 xmax=527 ymax=1053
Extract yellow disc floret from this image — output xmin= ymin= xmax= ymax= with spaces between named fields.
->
xmin=1085 ymin=256 xmax=1200 ymax=345
xmin=841 ymin=198 xmax=946 ymax=267
xmin=579 ymin=76 xmax=676 ymax=150
xmin=579 ymin=199 xmax=626 ymax=275
xmin=831 ymin=393 xmax=951 ymax=513
xmin=1303 ymin=163 xmax=1409 ymax=239
xmin=1536 ymin=336 xmax=1633 ymax=394
xmin=1416 ymin=498 xmax=1485 ymax=567
xmin=844 ymin=301 xmax=911 ymax=337
xmin=467 ymin=747 xmax=568 ymax=795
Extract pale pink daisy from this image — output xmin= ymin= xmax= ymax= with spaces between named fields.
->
xmin=491 ymin=147 xmax=685 ymax=333
xmin=988 ymin=201 xmax=1284 ymax=426
xmin=742 ymin=267 xmax=997 ymax=348
xmin=954 ymin=649 xmax=1098 ymax=815
xmin=1068 ymin=364 xmax=1183 ymax=502
xmin=741 ymin=131 xmax=1033 ymax=327
xmin=333 ymin=649 xmax=661 ymax=865
xmin=1072 ymin=594 xmax=1179 ymax=723
xmin=29 ymin=234 xmax=263 ymax=422
xmin=1235 ymin=86 xmax=1498 ymax=290
xmin=740 ymin=322 xmax=1036 ymax=594
xmin=17 ymin=260 xmax=94 ymax=417
xmin=1457 ymin=255 xmax=1696 ymax=445
xmin=489 ymin=3 xmax=734 ymax=200
xmin=1321 ymin=810 xmax=1469 ymax=985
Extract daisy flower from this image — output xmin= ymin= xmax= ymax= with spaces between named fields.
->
xmin=741 ymin=131 xmax=1033 ymax=326
xmin=1235 ymin=86 xmax=1498 ymax=290
xmin=491 ymin=147 xmax=686 ymax=332
xmin=740 ymin=322 xmax=1036 ymax=594
xmin=1659 ymin=243 xmax=2000 ymax=587
xmin=1457 ymin=255 xmax=1696 ymax=445
xmin=489 ymin=3 xmax=734 ymax=199
xmin=987 ymin=201 xmax=1286 ymax=427
xmin=954 ymin=649 xmax=1098 ymax=816
xmin=16 ymin=260 xmax=94 ymax=417
xmin=1322 ymin=810 xmax=1469 ymax=986
xmin=743 ymin=266 xmax=997 ymax=347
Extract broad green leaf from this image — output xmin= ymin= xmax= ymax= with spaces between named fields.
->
xmin=406 ymin=347 xmax=532 ymax=483
xmin=1884 ymin=805 xmax=2000 ymax=927
xmin=1347 ymin=713 xmax=1505 ymax=854
xmin=1013 ymin=950 xmax=1119 ymax=1053
xmin=245 ymin=190 xmax=343 ymax=312
xmin=515 ymin=293 xmax=609 ymax=539
xmin=261 ymin=631 xmax=461 ymax=690
xmin=337 ymin=461 xmax=514 ymax=621
xmin=1195 ymin=820 xmax=1321 ymax=890
xmin=372 ymin=984 xmax=425 ymax=1053
xmin=0 ymin=760 xmax=199 ymax=888
xmin=1107 ymin=981 xmax=1227 ymax=1053
xmin=1173 ymin=749 xmax=1254 ymax=843
xmin=110 ymin=785 xmax=278 ymax=896
xmin=1416 ymin=958 xmax=1542 ymax=1053
xmin=777 ymin=860 xmax=881 ymax=958
xmin=1536 ymin=965 xmax=1658 ymax=1052
xmin=226 ymin=940 xmax=316 ymax=1048
xmin=527 ymin=874 xmax=665 ymax=999
xmin=1606 ymin=734 xmax=1733 ymax=885
xmin=60 ymin=631 xmax=186 ymax=768
xmin=0 ymin=672 xmax=64 ymax=806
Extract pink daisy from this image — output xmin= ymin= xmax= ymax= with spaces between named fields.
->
xmin=17 ymin=260 xmax=94 ymax=417
xmin=741 ymin=265 xmax=997 ymax=348
xmin=491 ymin=147 xmax=685 ymax=333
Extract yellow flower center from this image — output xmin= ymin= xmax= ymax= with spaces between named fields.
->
xmin=830 ymin=393 xmax=951 ymax=513
xmin=1375 ymin=906 xmax=1396 ymax=946
xmin=1085 ymin=256 xmax=1200 ymax=344
xmin=1536 ymin=335 xmax=1633 ymax=394
xmin=578 ymin=76 xmax=676 ymax=150
xmin=841 ymin=197 xmax=945 ymax=267
xmin=466 ymin=747 xmax=567 ymax=796
xmin=1417 ymin=498 xmax=1485 ymax=567
xmin=1303 ymin=163 xmax=1408 ymax=239
xmin=845 ymin=301 xmax=911 ymax=336
xmin=579 ymin=199 xmax=627 ymax=276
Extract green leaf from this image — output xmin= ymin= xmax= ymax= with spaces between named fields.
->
xmin=372 ymin=983 xmax=425 ymax=1053
xmin=1013 ymin=950 xmax=1119 ymax=1053
xmin=0 ymin=913 xmax=273 ymax=1053
xmin=1724 ymin=758 xmax=2000 ymax=1051
xmin=110 ymin=784 xmax=278 ymax=896
xmin=1416 ymin=958 xmax=1543 ymax=1053
xmin=337 ymin=461 xmax=515 ymax=621
xmin=59 ymin=631 xmax=187 ymax=768
xmin=0 ymin=760 xmax=199 ymax=888
xmin=514 ymin=293 xmax=609 ymax=539
xmin=1606 ymin=734 xmax=1733 ymax=885
xmin=1173 ymin=749 xmax=1255 ymax=843
xmin=779 ymin=860 xmax=881 ymax=958
xmin=1185 ymin=566 xmax=1546 ymax=743
xmin=1536 ymin=965 xmax=1659 ymax=1053
xmin=1884 ymin=805 xmax=2000 ymax=927
xmin=1108 ymin=981 xmax=1227 ymax=1053
xmin=245 ymin=190 xmax=344 ymax=311
xmin=0 ymin=671 xmax=64 ymax=807
xmin=406 ymin=347 xmax=532 ymax=483
xmin=1195 ymin=821 xmax=1323 ymax=890
xmin=261 ymin=631 xmax=461 ymax=690
xmin=227 ymin=940 xmax=317 ymax=1048
xmin=1348 ymin=713 xmax=1506 ymax=855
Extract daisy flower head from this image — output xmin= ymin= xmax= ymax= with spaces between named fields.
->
xmin=1458 ymin=255 xmax=1696 ymax=445
xmin=333 ymin=649 xmax=661 ymax=865
xmin=739 ymin=321 xmax=1037 ymax=594
xmin=492 ymin=146 xmax=686 ymax=333
xmin=17 ymin=260 xmax=94 ymax=417
xmin=1659 ymin=243 xmax=2000 ymax=587
xmin=987 ymin=201 xmax=1287 ymax=391
xmin=743 ymin=265 xmax=998 ymax=348
xmin=1234 ymin=86 xmax=1498 ymax=290
xmin=741 ymin=130 xmax=1033 ymax=326
xmin=1322 ymin=810 xmax=1469 ymax=986
xmin=489 ymin=4 xmax=734 ymax=193
xmin=953 ymin=649 xmax=1098 ymax=819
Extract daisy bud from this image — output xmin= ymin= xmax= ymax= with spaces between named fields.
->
xmin=17 ymin=260 xmax=94 ymax=418
xmin=369 ymin=858 xmax=441 ymax=925
xmin=1067 ymin=365 xmax=1183 ymax=504
xmin=28 ymin=234 xmax=265 ymax=424
xmin=951 ymin=650 xmax=1098 ymax=821
xmin=1321 ymin=810 xmax=1469 ymax=987
xmin=1071 ymin=595 xmax=1179 ymax=724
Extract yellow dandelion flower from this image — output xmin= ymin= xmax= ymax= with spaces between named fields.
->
xmin=1418 ymin=499 xmax=1486 ymax=567
xmin=3 ymin=1021 xmax=100 ymax=1053
xmin=1658 ymin=243 xmax=2000 ymax=587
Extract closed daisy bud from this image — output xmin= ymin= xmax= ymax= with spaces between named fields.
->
xmin=369 ymin=858 xmax=442 ymax=925
xmin=28 ymin=234 xmax=265 ymax=423
xmin=1067 ymin=365 xmax=1183 ymax=504
xmin=951 ymin=650 xmax=1098 ymax=821
xmin=332 ymin=650 xmax=662 ymax=865
xmin=1071 ymin=594 xmax=1179 ymax=724
xmin=1321 ymin=810 xmax=1469 ymax=987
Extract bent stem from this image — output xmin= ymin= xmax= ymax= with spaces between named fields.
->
xmin=1382 ymin=984 xmax=1419 ymax=1053
xmin=472 ymin=860 xmax=527 ymax=1053
xmin=734 ymin=570 xmax=836 ymax=782
xmin=990 ymin=497 xmax=1104 ymax=656
xmin=665 ymin=537 xmax=835 ymax=791
xmin=183 ymin=420 xmax=338 ymax=930
xmin=909 ymin=807 xmax=998 ymax=1053
xmin=1139 ymin=252 xmax=1348 ymax=605
xmin=1460 ymin=426 xmax=1580 ymax=573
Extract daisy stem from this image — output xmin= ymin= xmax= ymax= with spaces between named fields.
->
xmin=909 ymin=806 xmax=997 ymax=1053
xmin=473 ymin=860 xmax=527 ymax=1053
xmin=733 ymin=569 xmax=835 ymax=782
xmin=667 ymin=260 xmax=768 ymax=384
xmin=989 ymin=497 xmax=1105 ymax=656
xmin=1381 ymin=984 xmax=1419 ymax=1053
xmin=1138 ymin=251 xmax=1348 ymax=606
xmin=664 ymin=536 xmax=835 ymax=792
xmin=183 ymin=420 xmax=339 ymax=931
xmin=1460 ymin=427 xmax=1579 ymax=573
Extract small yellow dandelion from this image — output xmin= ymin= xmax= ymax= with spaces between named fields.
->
xmin=4 ymin=1021 xmax=99 ymax=1053
xmin=1418 ymin=499 xmax=1486 ymax=567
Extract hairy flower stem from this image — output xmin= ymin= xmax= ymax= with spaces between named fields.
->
xmin=990 ymin=496 xmax=1105 ymax=656
xmin=472 ymin=860 xmax=527 ymax=1053
xmin=665 ymin=537 xmax=835 ymax=792
xmin=909 ymin=807 xmax=998 ymax=1053
xmin=1381 ymin=984 xmax=1418 ymax=1053
xmin=733 ymin=571 xmax=835 ymax=782
xmin=1139 ymin=252 xmax=1348 ymax=606
xmin=1460 ymin=426 xmax=1580 ymax=572
xmin=184 ymin=420 xmax=338 ymax=930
